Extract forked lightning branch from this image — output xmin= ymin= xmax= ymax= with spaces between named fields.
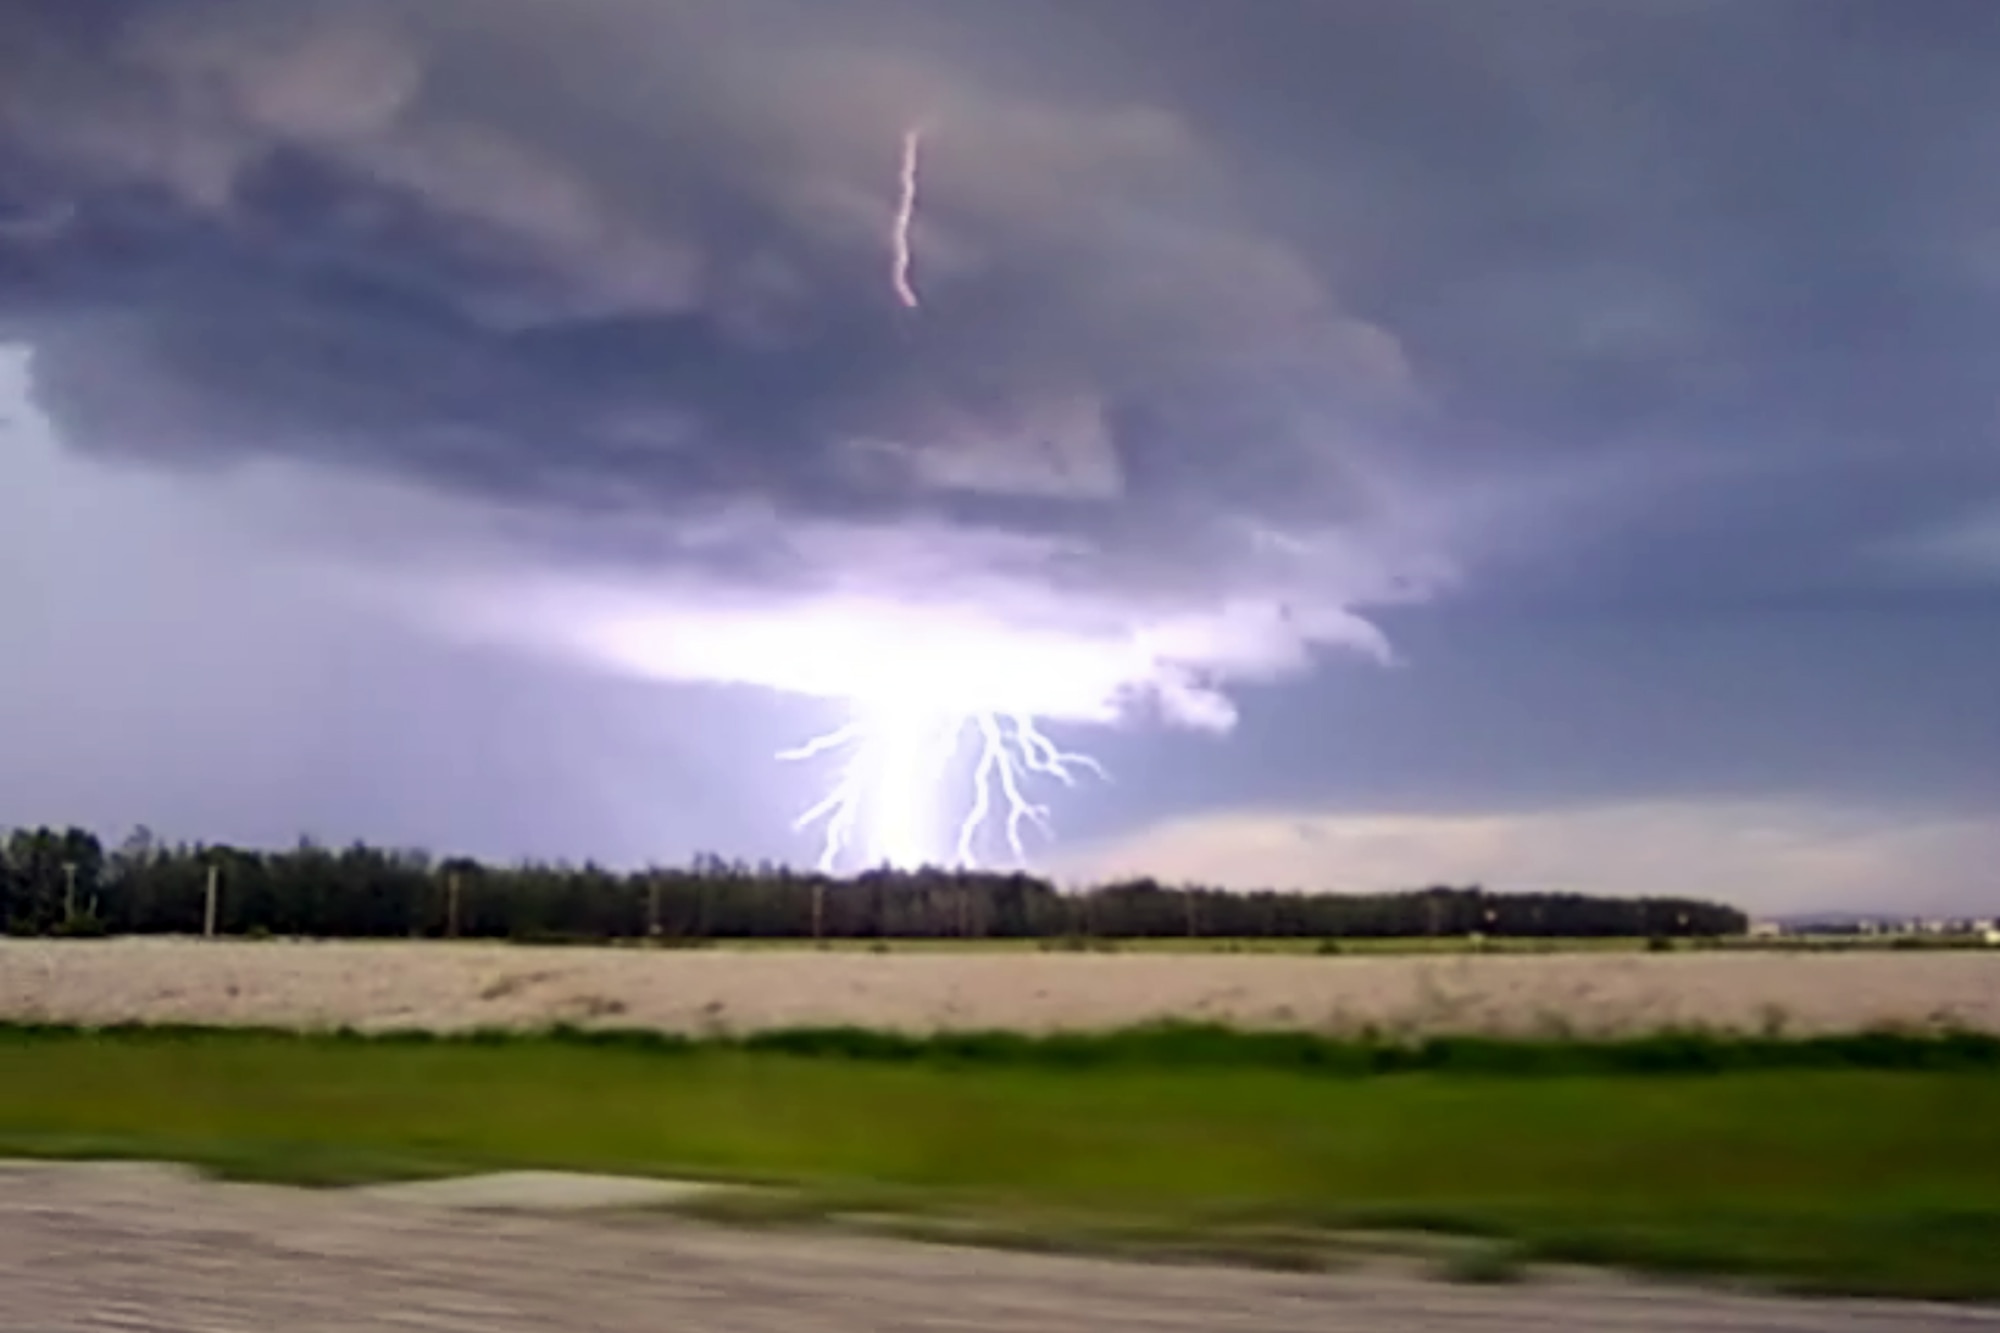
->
xmin=779 ymin=707 xmax=1106 ymax=873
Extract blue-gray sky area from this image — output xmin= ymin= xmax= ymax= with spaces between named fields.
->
xmin=3 ymin=0 xmax=1998 ymax=912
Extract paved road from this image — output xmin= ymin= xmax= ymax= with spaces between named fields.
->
xmin=6 ymin=1162 xmax=1997 ymax=1332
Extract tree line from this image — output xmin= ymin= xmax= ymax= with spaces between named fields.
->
xmin=0 ymin=825 xmax=1749 ymax=942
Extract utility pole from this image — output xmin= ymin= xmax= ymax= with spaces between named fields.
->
xmin=446 ymin=871 xmax=462 ymax=939
xmin=61 ymin=862 xmax=77 ymax=926
xmin=1185 ymin=888 xmax=1198 ymax=939
xmin=648 ymin=876 xmax=663 ymax=941
xmin=812 ymin=881 xmax=824 ymax=943
xmin=204 ymin=864 xmax=219 ymax=939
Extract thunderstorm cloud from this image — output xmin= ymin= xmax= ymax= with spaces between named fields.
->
xmin=0 ymin=0 xmax=1449 ymax=733
xmin=3 ymin=1 xmax=1999 ymax=903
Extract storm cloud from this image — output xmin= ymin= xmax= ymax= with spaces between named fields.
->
xmin=3 ymin=0 xmax=1998 ymax=904
xmin=0 ymin=0 xmax=1460 ymax=731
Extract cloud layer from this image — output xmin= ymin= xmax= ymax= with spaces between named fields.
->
xmin=1 ymin=0 xmax=1465 ymax=730
xmin=4 ymin=1 xmax=1999 ymax=898
xmin=1063 ymin=798 xmax=2000 ymax=917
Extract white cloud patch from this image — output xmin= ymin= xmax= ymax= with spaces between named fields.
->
xmin=1874 ymin=505 xmax=2000 ymax=585
xmin=1061 ymin=797 xmax=2000 ymax=915
xmin=846 ymin=389 xmax=1124 ymax=501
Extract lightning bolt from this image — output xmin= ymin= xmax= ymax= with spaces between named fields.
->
xmin=775 ymin=722 xmax=868 ymax=871
xmin=779 ymin=708 xmax=1105 ymax=873
xmin=891 ymin=126 xmax=924 ymax=310
xmin=773 ymin=126 xmax=1115 ymax=874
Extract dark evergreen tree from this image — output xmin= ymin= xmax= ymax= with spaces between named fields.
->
xmin=0 ymin=823 xmax=1751 ymax=941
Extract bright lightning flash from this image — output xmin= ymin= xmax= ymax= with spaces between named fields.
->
xmin=779 ymin=703 xmax=1105 ymax=874
xmin=890 ymin=126 xmax=924 ymax=309
xmin=763 ymin=124 xmax=1117 ymax=873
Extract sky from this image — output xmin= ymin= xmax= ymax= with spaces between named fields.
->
xmin=2 ymin=0 xmax=1998 ymax=913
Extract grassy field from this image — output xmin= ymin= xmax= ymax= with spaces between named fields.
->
xmin=3 ymin=1023 xmax=1998 ymax=1299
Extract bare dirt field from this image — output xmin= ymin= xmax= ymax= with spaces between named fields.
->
xmin=8 ymin=1160 xmax=1997 ymax=1333
xmin=3 ymin=938 xmax=1997 ymax=1036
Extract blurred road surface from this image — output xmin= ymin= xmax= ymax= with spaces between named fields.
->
xmin=5 ymin=1162 xmax=1996 ymax=1332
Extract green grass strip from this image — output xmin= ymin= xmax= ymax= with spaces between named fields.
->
xmin=3 ymin=1020 xmax=2000 ymax=1299
xmin=4 ymin=1018 xmax=1998 ymax=1076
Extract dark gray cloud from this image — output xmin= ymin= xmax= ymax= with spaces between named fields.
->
xmin=3 ymin=0 xmax=1999 ymax=900
xmin=9 ymin=0 xmax=1998 ymax=611
xmin=0 ymin=0 xmax=1478 ymax=749
xmin=0 ymin=0 xmax=1422 ymax=626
